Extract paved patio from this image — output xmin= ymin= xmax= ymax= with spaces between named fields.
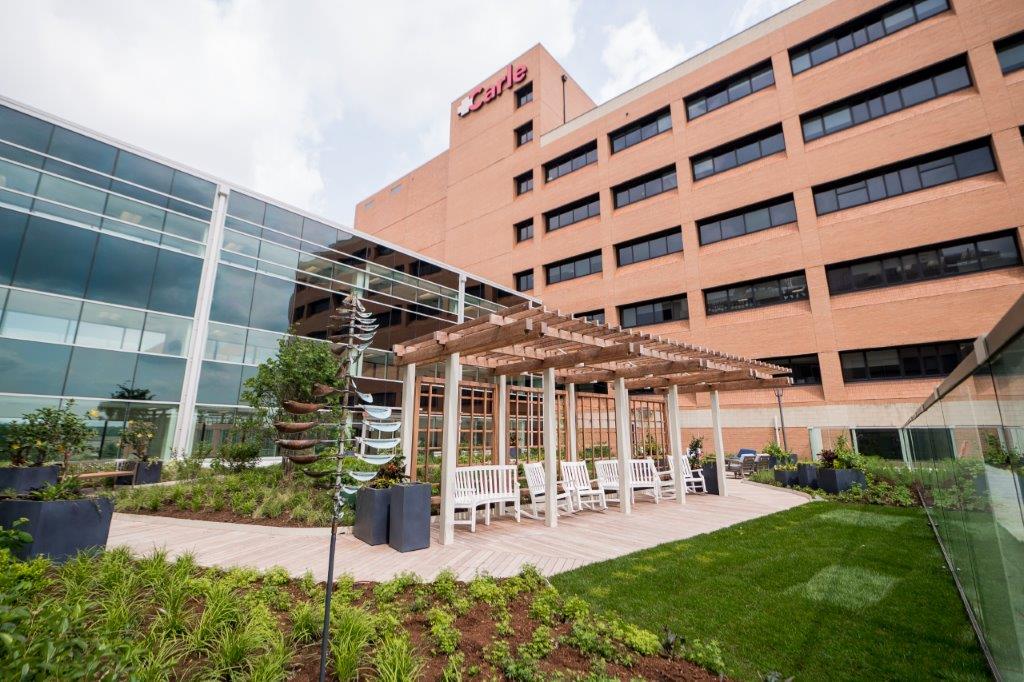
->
xmin=107 ymin=480 xmax=809 ymax=581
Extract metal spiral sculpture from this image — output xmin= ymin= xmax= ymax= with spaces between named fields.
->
xmin=272 ymin=292 xmax=401 ymax=682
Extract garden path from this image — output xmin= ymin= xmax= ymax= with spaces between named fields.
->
xmin=107 ymin=480 xmax=809 ymax=581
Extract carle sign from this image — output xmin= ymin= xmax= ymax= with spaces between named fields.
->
xmin=457 ymin=64 xmax=528 ymax=117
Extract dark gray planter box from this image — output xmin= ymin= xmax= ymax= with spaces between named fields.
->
xmin=0 ymin=497 xmax=113 ymax=563
xmin=0 ymin=465 xmax=61 ymax=494
xmin=774 ymin=470 xmax=799 ymax=487
xmin=797 ymin=463 xmax=818 ymax=489
xmin=132 ymin=461 xmax=163 ymax=485
xmin=388 ymin=483 xmax=431 ymax=553
xmin=353 ymin=487 xmax=390 ymax=546
xmin=701 ymin=463 xmax=720 ymax=495
xmin=817 ymin=468 xmax=867 ymax=494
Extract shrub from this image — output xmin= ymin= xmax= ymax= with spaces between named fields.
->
xmin=373 ymin=633 xmax=423 ymax=682
xmin=332 ymin=605 xmax=375 ymax=681
xmin=684 ymin=637 xmax=726 ymax=675
xmin=426 ymin=606 xmax=459 ymax=654
xmin=213 ymin=441 xmax=262 ymax=473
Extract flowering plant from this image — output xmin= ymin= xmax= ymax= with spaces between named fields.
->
xmin=120 ymin=421 xmax=157 ymax=461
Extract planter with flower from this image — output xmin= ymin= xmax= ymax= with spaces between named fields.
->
xmin=816 ymin=436 xmax=867 ymax=494
xmin=118 ymin=420 xmax=162 ymax=485
xmin=0 ymin=402 xmax=113 ymax=563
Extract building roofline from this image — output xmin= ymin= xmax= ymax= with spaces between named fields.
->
xmin=0 ymin=94 xmax=536 ymax=302
xmin=541 ymin=0 xmax=828 ymax=146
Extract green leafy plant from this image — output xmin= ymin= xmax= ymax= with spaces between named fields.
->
xmin=373 ymin=633 xmax=423 ymax=682
xmin=332 ymin=605 xmax=375 ymax=681
xmin=28 ymin=477 xmax=84 ymax=501
xmin=367 ymin=454 xmax=409 ymax=489
xmin=212 ymin=441 xmax=262 ymax=473
xmin=2 ymin=401 xmax=91 ymax=471
xmin=427 ymin=606 xmax=459 ymax=654
xmin=119 ymin=420 xmax=156 ymax=461
xmin=0 ymin=518 xmax=32 ymax=553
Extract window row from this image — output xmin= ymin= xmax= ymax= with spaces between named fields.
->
xmin=616 ymin=227 xmax=683 ymax=267
xmin=0 ymin=157 xmax=210 ymax=251
xmin=691 ymin=125 xmax=785 ymax=181
xmin=826 ymin=231 xmax=1020 ymax=295
xmin=544 ymin=141 xmax=598 ymax=182
xmin=761 ymin=354 xmax=822 ymax=385
xmin=697 ymin=195 xmax=797 ymax=246
xmin=685 ymin=60 xmax=774 ymax=120
xmin=204 ymin=322 xmax=286 ymax=366
xmin=801 ymin=55 xmax=971 ymax=142
xmin=612 ymin=165 xmax=677 ymax=208
xmin=514 ymin=269 xmax=534 ymax=292
xmin=618 ymin=294 xmax=688 ymax=329
xmin=0 ymin=337 xmax=185 ymax=402
xmin=545 ymin=194 xmax=600 ymax=232
xmin=0 ymin=287 xmax=191 ymax=357
xmin=609 ymin=107 xmax=672 ymax=154
xmin=840 ymin=340 xmax=970 ymax=382
xmin=789 ymin=0 xmax=949 ymax=75
xmin=994 ymin=30 xmax=1024 ymax=75
xmin=0 ymin=104 xmax=215 ymax=212
xmin=704 ymin=271 xmax=808 ymax=316
xmin=545 ymin=251 xmax=602 ymax=285
xmin=812 ymin=139 xmax=996 ymax=215
xmin=575 ymin=309 xmax=606 ymax=325
xmin=0 ymin=209 xmax=202 ymax=317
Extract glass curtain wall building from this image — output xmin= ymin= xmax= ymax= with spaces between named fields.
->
xmin=905 ymin=295 xmax=1024 ymax=679
xmin=0 ymin=97 xmax=526 ymax=460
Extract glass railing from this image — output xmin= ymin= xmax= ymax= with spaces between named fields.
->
xmin=904 ymin=295 xmax=1024 ymax=680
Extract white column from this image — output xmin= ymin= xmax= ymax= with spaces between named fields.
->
xmin=400 ymin=363 xmax=416 ymax=477
xmin=542 ymin=367 xmax=558 ymax=527
xmin=496 ymin=374 xmax=508 ymax=465
xmin=667 ymin=385 xmax=684 ymax=505
xmin=566 ymin=382 xmax=578 ymax=461
xmin=710 ymin=390 xmax=727 ymax=497
xmin=613 ymin=378 xmax=633 ymax=514
xmin=439 ymin=353 xmax=461 ymax=545
xmin=171 ymin=185 xmax=229 ymax=459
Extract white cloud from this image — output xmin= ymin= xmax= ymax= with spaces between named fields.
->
xmin=598 ymin=10 xmax=702 ymax=103
xmin=728 ymin=0 xmax=801 ymax=35
xmin=0 ymin=0 xmax=580 ymax=217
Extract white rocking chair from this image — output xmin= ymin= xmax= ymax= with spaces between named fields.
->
xmin=560 ymin=461 xmax=607 ymax=511
xmin=522 ymin=462 xmax=574 ymax=519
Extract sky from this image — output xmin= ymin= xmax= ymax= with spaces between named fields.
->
xmin=0 ymin=0 xmax=799 ymax=226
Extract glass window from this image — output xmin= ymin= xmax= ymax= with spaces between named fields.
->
xmin=705 ymin=271 xmax=808 ymax=314
xmin=170 ymin=171 xmax=216 ymax=208
xmin=264 ymin=204 xmax=303 ymax=237
xmin=0 ymin=159 xmax=41 ymax=199
xmin=13 ymin=217 xmax=97 ymax=297
xmin=302 ymin=218 xmax=337 ymax=246
xmin=197 ymin=360 xmax=243 ymax=405
xmin=248 ymin=274 xmax=296 ymax=333
xmin=47 ymin=127 xmax=116 ymax=173
xmin=0 ymin=290 xmax=80 ymax=344
xmin=609 ymin=108 xmax=671 ymax=153
xmin=0 ymin=105 xmax=53 ymax=152
xmin=85 ymin=235 xmax=158 ymax=309
xmin=140 ymin=313 xmax=190 ymax=356
xmin=258 ymin=240 xmax=300 ymax=270
xmin=64 ymin=346 xmax=137 ymax=399
xmin=210 ymin=265 xmax=255 ymax=326
xmin=163 ymin=213 xmax=208 ymax=243
xmin=0 ymin=338 xmax=71 ymax=396
xmin=244 ymin=329 xmax=284 ymax=366
xmin=0 ymin=208 xmax=28 ymax=284
xmin=227 ymin=192 xmax=266 ymax=224
xmin=75 ymin=303 xmax=144 ymax=352
xmin=841 ymin=352 xmax=868 ymax=381
xmin=35 ymin=174 xmax=106 ymax=218
xmin=113 ymin=151 xmax=174 ymax=196
xmin=132 ymin=354 xmax=185 ymax=402
xmin=149 ymin=250 xmax=202 ymax=317
xmin=205 ymin=323 xmax=247 ymax=363
xmin=691 ymin=125 xmax=784 ymax=181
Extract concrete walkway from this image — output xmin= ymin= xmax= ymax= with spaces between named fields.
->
xmin=107 ymin=480 xmax=808 ymax=581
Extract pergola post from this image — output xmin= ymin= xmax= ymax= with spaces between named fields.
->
xmin=613 ymin=377 xmax=633 ymax=514
xmin=710 ymin=389 xmax=727 ymax=497
xmin=566 ymin=382 xmax=578 ymax=461
xmin=439 ymin=353 xmax=461 ymax=545
xmin=496 ymin=373 xmax=508 ymax=515
xmin=542 ymin=367 xmax=558 ymax=527
xmin=400 ymin=362 xmax=416 ymax=477
xmin=667 ymin=384 xmax=685 ymax=505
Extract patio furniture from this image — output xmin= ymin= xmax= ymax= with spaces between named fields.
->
xmin=669 ymin=456 xmax=707 ymax=493
xmin=523 ymin=462 xmax=574 ymax=519
xmin=727 ymin=451 xmax=760 ymax=478
xmin=453 ymin=464 xmax=521 ymax=532
xmin=561 ymin=460 xmax=607 ymax=511
xmin=594 ymin=459 xmax=661 ymax=505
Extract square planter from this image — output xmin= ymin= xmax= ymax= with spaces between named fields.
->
xmin=0 ymin=497 xmax=114 ymax=563
xmin=353 ymin=487 xmax=390 ymax=546
xmin=701 ymin=463 xmax=720 ymax=495
xmin=774 ymin=470 xmax=799 ymax=487
xmin=817 ymin=468 xmax=867 ymax=494
xmin=797 ymin=463 xmax=818 ymax=489
xmin=388 ymin=483 xmax=431 ymax=553
xmin=0 ymin=465 xmax=61 ymax=494
xmin=132 ymin=461 xmax=163 ymax=485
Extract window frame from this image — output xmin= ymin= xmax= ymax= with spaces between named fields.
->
xmin=608 ymin=107 xmax=672 ymax=154
xmin=544 ymin=250 xmax=603 ymax=286
xmin=514 ymin=170 xmax=534 ymax=196
xmin=617 ymin=294 xmax=688 ymax=329
xmin=544 ymin=194 xmax=601 ymax=232
xmin=516 ymin=82 xmax=534 ymax=107
xmin=515 ymin=121 xmax=534 ymax=147
xmin=611 ymin=165 xmax=678 ymax=209
xmin=995 ymin=30 xmax=1024 ymax=75
xmin=543 ymin=141 xmax=598 ymax=183
xmin=514 ymin=218 xmax=534 ymax=243
xmin=685 ymin=60 xmax=775 ymax=120
xmin=761 ymin=354 xmax=823 ymax=385
xmin=840 ymin=340 xmax=971 ymax=382
xmin=703 ymin=271 xmax=809 ymax=316
xmin=514 ymin=268 xmax=534 ymax=292
xmin=690 ymin=125 xmax=786 ymax=181
xmin=615 ymin=227 xmax=683 ymax=267
xmin=697 ymin=194 xmax=797 ymax=246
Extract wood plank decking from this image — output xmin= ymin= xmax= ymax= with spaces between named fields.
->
xmin=107 ymin=480 xmax=809 ymax=582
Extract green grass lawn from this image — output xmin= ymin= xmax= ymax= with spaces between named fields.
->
xmin=551 ymin=502 xmax=991 ymax=681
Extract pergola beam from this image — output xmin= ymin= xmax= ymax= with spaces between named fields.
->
xmin=490 ymin=342 xmax=642 ymax=376
xmin=395 ymin=319 xmax=542 ymax=366
xmin=559 ymin=359 xmax=707 ymax=384
xmin=624 ymin=368 xmax=761 ymax=390
xmin=674 ymin=377 xmax=793 ymax=394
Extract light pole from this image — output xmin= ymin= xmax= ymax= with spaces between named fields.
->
xmin=774 ymin=387 xmax=788 ymax=452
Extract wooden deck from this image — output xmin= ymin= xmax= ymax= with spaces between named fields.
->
xmin=107 ymin=480 xmax=809 ymax=581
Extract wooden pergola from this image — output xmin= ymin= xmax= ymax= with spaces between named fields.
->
xmin=393 ymin=301 xmax=791 ymax=545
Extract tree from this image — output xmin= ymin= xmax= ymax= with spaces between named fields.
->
xmin=22 ymin=401 xmax=92 ymax=472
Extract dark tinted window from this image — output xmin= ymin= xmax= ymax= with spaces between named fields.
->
xmin=86 ymin=235 xmax=158 ymax=309
xmin=197 ymin=361 xmax=244 ymax=405
xmin=114 ymin=151 xmax=174 ymax=198
xmin=618 ymin=294 xmax=688 ymax=328
xmin=210 ymin=265 xmax=255 ymax=326
xmin=0 ymin=338 xmax=71 ymax=395
xmin=691 ymin=125 xmax=785 ymax=181
xmin=609 ymin=107 xmax=672 ymax=154
xmin=515 ymin=218 xmax=533 ymax=243
xmin=801 ymin=55 xmax=971 ymax=141
xmin=612 ymin=165 xmax=677 ymax=208
xmin=47 ymin=127 xmax=117 ymax=174
xmin=149 ymin=250 xmax=203 ymax=316
xmin=170 ymin=171 xmax=216 ymax=208
xmin=995 ymin=30 xmax=1024 ymax=74
xmin=545 ymin=251 xmax=602 ymax=285
xmin=64 ymin=347 xmax=137 ymax=398
xmin=789 ymin=0 xmax=950 ymax=75
xmin=616 ymin=227 xmax=683 ymax=266
xmin=545 ymin=194 xmax=600 ymax=232
xmin=544 ymin=141 xmax=598 ymax=182
xmin=576 ymin=309 xmax=606 ymax=324
xmin=227 ymin=192 xmax=266 ymax=224
xmin=515 ymin=170 xmax=533 ymax=195
xmin=686 ymin=60 xmax=775 ymax=119
xmin=515 ymin=269 xmax=534 ymax=292
xmin=698 ymin=195 xmax=796 ymax=245
xmin=133 ymin=354 xmax=186 ymax=401
xmin=840 ymin=340 xmax=970 ymax=382
xmin=813 ymin=139 xmax=996 ymax=215
xmin=516 ymin=121 xmax=533 ymax=147
xmin=0 ymin=104 xmax=53 ymax=152
xmin=516 ymin=82 xmax=533 ymax=107
xmin=762 ymin=354 xmax=822 ymax=385
xmin=704 ymin=271 xmax=808 ymax=315
xmin=0 ymin=208 xmax=28 ymax=284
xmin=249 ymin=274 xmax=296 ymax=333
xmin=13 ymin=216 xmax=97 ymax=297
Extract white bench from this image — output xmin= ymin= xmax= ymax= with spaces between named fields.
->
xmin=453 ymin=464 xmax=521 ymax=532
xmin=594 ymin=458 xmax=661 ymax=505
